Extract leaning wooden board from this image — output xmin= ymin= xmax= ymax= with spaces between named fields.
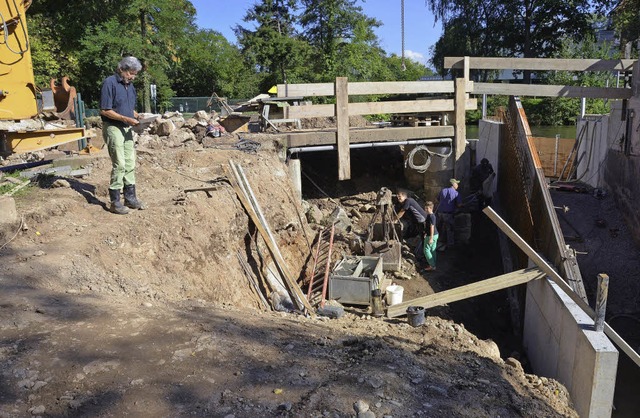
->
xmin=386 ymin=268 xmax=545 ymax=318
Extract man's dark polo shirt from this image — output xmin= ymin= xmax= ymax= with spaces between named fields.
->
xmin=100 ymin=73 xmax=137 ymax=125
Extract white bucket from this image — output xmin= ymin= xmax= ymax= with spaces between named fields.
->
xmin=386 ymin=285 xmax=404 ymax=306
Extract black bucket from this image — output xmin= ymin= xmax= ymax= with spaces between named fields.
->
xmin=406 ymin=306 xmax=425 ymax=327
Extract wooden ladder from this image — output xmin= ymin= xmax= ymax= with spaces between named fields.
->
xmin=305 ymin=224 xmax=336 ymax=308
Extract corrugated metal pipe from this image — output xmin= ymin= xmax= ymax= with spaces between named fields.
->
xmin=289 ymin=138 xmax=452 ymax=154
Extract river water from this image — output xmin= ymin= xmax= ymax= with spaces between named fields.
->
xmin=467 ymin=125 xmax=577 ymax=140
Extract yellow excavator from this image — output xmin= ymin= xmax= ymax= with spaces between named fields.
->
xmin=0 ymin=0 xmax=89 ymax=157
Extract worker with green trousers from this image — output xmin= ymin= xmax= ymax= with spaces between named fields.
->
xmin=423 ymin=201 xmax=439 ymax=272
xmin=100 ymin=56 xmax=146 ymax=215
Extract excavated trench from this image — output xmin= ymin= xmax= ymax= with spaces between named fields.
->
xmin=295 ymin=146 xmax=524 ymax=362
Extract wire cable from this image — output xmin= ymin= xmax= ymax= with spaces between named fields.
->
xmin=0 ymin=216 xmax=24 ymax=253
xmin=404 ymin=145 xmax=452 ymax=173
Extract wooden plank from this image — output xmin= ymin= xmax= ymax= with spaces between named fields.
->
xmin=277 ymin=80 xmax=457 ymax=98
xmin=287 ymin=125 xmax=455 ymax=148
xmin=445 ymin=57 xmax=636 ymax=72
xmin=336 ymin=77 xmax=350 ymax=180
xmin=472 ymin=83 xmax=632 ymax=99
xmin=387 ymin=268 xmax=546 ymax=318
xmin=483 ymin=206 xmax=640 ymax=368
xmin=284 ymin=99 xmax=477 ymax=119
xmin=454 ymin=78 xmax=466 ymax=177
xmin=227 ymin=161 xmax=315 ymax=315
xmin=595 ymin=273 xmax=609 ymax=332
xmin=349 ymin=81 xmax=455 ymax=95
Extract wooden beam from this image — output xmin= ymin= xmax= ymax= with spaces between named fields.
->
xmin=287 ymin=125 xmax=455 ymax=148
xmin=227 ymin=161 xmax=315 ymax=315
xmin=454 ymin=78 xmax=466 ymax=178
xmin=445 ymin=57 xmax=636 ymax=72
xmin=277 ymin=80 xmax=457 ymax=97
xmin=483 ymin=206 xmax=640 ymax=368
xmin=336 ymin=77 xmax=350 ymax=180
xmin=284 ymin=98 xmax=477 ymax=119
xmin=472 ymin=83 xmax=632 ymax=99
xmin=386 ymin=268 xmax=546 ymax=318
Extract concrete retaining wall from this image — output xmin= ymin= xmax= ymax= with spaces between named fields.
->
xmin=604 ymin=97 xmax=640 ymax=246
xmin=524 ymin=277 xmax=618 ymax=418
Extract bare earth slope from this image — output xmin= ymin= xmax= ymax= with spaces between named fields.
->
xmin=0 ymin=141 xmax=577 ymax=417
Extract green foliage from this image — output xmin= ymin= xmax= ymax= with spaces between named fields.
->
xmin=299 ymin=0 xmax=384 ymax=81
xmin=235 ymin=0 xmax=312 ymax=91
xmin=611 ymin=0 xmax=640 ymax=53
xmin=525 ymin=34 xmax=620 ymax=126
xmin=426 ymin=0 xmax=602 ymax=79
xmin=171 ymin=29 xmax=259 ymax=98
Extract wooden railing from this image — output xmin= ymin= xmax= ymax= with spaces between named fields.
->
xmin=277 ymin=78 xmax=476 ymax=180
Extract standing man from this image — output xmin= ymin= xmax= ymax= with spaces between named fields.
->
xmin=470 ymin=158 xmax=494 ymax=208
xmin=436 ymin=178 xmax=462 ymax=249
xmin=100 ymin=56 xmax=145 ymax=215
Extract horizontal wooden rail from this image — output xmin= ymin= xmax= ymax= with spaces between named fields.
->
xmin=445 ymin=57 xmax=636 ymax=72
xmin=277 ymin=80 xmax=456 ymax=97
xmin=386 ymin=268 xmax=545 ymax=318
xmin=283 ymin=98 xmax=477 ymax=118
xmin=286 ymin=125 xmax=454 ymax=148
xmin=471 ymin=83 xmax=632 ymax=99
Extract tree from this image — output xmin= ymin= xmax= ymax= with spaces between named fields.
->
xmin=234 ymin=0 xmax=312 ymax=92
xmin=170 ymin=29 xmax=258 ymax=99
xmin=611 ymin=0 xmax=640 ymax=55
xmin=425 ymin=0 xmax=600 ymax=82
xmin=299 ymin=0 xmax=384 ymax=81
xmin=528 ymin=33 xmax=620 ymax=125
xmin=29 ymin=0 xmax=198 ymax=109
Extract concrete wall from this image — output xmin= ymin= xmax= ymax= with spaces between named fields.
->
xmin=601 ymin=61 xmax=640 ymax=245
xmin=524 ymin=277 xmax=618 ymax=418
xmin=477 ymin=119 xmax=501 ymax=197
xmin=576 ymin=115 xmax=609 ymax=188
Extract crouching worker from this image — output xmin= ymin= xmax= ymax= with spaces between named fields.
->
xmin=423 ymin=201 xmax=439 ymax=272
xmin=100 ymin=56 xmax=146 ymax=215
xmin=395 ymin=189 xmax=427 ymax=239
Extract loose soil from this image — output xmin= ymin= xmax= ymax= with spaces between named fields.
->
xmin=0 ymin=133 xmax=578 ymax=417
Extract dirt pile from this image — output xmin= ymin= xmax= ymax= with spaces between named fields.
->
xmin=0 ymin=134 xmax=578 ymax=416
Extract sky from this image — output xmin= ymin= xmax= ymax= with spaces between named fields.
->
xmin=190 ymin=0 xmax=442 ymax=67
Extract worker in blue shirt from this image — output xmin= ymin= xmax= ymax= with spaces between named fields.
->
xmin=100 ymin=56 xmax=145 ymax=215
xmin=436 ymin=178 xmax=462 ymax=249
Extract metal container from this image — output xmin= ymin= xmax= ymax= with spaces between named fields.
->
xmin=329 ymin=256 xmax=383 ymax=305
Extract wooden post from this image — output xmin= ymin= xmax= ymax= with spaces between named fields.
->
xmin=595 ymin=273 xmax=609 ymax=332
xmin=288 ymin=158 xmax=302 ymax=203
xmin=454 ymin=78 xmax=467 ymax=179
xmin=335 ymin=77 xmax=350 ymax=180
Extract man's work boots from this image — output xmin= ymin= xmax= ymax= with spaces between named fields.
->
xmin=109 ymin=189 xmax=129 ymax=215
xmin=123 ymin=184 xmax=146 ymax=210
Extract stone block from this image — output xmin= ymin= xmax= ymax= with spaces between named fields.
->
xmin=0 ymin=196 xmax=18 ymax=225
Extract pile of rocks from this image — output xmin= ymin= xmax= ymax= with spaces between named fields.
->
xmin=135 ymin=110 xmax=229 ymax=149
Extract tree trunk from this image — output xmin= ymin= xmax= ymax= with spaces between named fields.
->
xmin=140 ymin=9 xmax=151 ymax=113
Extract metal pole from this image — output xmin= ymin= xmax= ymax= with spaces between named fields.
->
xmin=289 ymin=138 xmax=453 ymax=154
xmin=482 ymin=94 xmax=487 ymax=119
xmin=553 ymin=134 xmax=559 ymax=177
xmin=595 ymin=273 xmax=609 ymax=332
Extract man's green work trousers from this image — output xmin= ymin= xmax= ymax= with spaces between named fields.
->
xmin=423 ymin=233 xmax=439 ymax=268
xmin=103 ymin=120 xmax=136 ymax=190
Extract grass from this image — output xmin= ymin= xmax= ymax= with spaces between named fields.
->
xmin=0 ymin=171 xmax=31 ymax=196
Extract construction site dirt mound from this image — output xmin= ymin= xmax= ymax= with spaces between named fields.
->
xmin=0 ymin=136 xmax=578 ymax=417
